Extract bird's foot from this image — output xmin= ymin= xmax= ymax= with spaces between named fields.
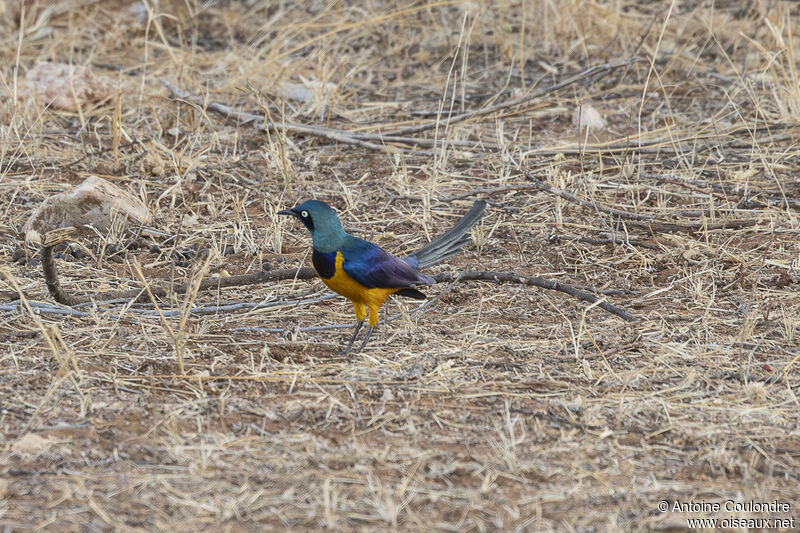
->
xmin=340 ymin=320 xmax=364 ymax=355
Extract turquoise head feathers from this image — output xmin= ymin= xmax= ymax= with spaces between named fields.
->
xmin=278 ymin=200 xmax=346 ymax=253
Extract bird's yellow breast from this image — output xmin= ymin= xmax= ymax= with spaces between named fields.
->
xmin=317 ymin=251 xmax=398 ymax=309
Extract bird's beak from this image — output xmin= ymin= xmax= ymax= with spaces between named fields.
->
xmin=277 ymin=209 xmax=297 ymax=218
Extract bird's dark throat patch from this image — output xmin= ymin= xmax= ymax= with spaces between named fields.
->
xmin=312 ymin=248 xmax=336 ymax=278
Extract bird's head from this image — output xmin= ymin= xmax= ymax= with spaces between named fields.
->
xmin=278 ymin=200 xmax=346 ymax=252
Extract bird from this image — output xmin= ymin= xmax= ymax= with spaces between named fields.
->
xmin=278 ymin=199 xmax=487 ymax=353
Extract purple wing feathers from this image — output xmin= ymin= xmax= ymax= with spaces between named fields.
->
xmin=341 ymin=237 xmax=433 ymax=289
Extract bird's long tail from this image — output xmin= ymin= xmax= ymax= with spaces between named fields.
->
xmin=405 ymin=200 xmax=487 ymax=270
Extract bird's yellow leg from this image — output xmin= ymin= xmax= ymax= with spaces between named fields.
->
xmin=348 ymin=304 xmax=381 ymax=354
xmin=353 ymin=302 xmax=367 ymax=322
xmin=350 ymin=293 xmax=393 ymax=353
xmin=367 ymin=304 xmax=381 ymax=327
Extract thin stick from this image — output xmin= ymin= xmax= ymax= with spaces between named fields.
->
xmin=162 ymin=59 xmax=640 ymax=151
xmin=35 ymin=255 xmax=636 ymax=321
xmin=40 ymin=260 xmax=317 ymax=306
xmin=523 ymin=172 xmax=655 ymax=221
xmin=430 ymin=270 xmax=636 ymax=322
xmin=521 ymin=171 xmax=759 ymax=231
xmin=383 ymin=57 xmax=642 ymax=136
xmin=162 ymin=81 xmax=433 ymax=155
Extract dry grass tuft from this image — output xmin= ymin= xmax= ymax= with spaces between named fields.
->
xmin=1 ymin=1 xmax=799 ymax=531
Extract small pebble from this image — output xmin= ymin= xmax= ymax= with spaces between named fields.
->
xmin=262 ymin=261 xmax=273 ymax=271
xmin=197 ymin=248 xmax=210 ymax=259
xmin=11 ymin=249 xmax=25 ymax=263
xmin=71 ymin=247 xmax=85 ymax=259
xmin=149 ymin=244 xmax=161 ymax=254
xmin=223 ymin=246 xmax=235 ymax=256
xmin=175 ymin=260 xmax=190 ymax=268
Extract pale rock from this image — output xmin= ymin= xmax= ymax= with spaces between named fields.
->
xmin=572 ymin=102 xmax=606 ymax=131
xmin=24 ymin=176 xmax=151 ymax=245
xmin=11 ymin=433 xmax=54 ymax=455
xmin=18 ymin=62 xmax=113 ymax=112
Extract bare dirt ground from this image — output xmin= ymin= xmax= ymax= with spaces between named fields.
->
xmin=1 ymin=1 xmax=799 ymax=531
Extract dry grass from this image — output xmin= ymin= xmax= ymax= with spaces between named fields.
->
xmin=1 ymin=1 xmax=799 ymax=531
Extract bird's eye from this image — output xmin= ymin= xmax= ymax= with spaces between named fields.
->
xmin=301 ymin=210 xmax=309 ymax=218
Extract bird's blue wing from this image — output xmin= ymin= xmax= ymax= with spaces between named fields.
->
xmin=341 ymin=237 xmax=432 ymax=289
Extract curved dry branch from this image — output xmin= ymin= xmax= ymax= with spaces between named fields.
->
xmin=431 ymin=270 xmax=636 ymax=322
xmin=41 ymin=255 xmax=317 ymax=306
xmin=521 ymin=170 xmax=760 ymax=232
xmin=41 ymin=245 xmax=81 ymax=307
xmin=163 ymin=57 xmax=641 ymax=154
xmin=384 ymin=57 xmax=642 ymax=137
xmin=40 ymin=257 xmax=636 ymax=321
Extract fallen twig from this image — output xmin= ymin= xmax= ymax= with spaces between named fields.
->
xmin=36 ymin=257 xmax=636 ymax=321
xmin=0 ymin=295 xmax=337 ymax=322
xmin=549 ymin=233 xmax=658 ymax=251
xmin=114 ymin=294 xmax=336 ymax=318
xmin=654 ymin=174 xmax=800 ymax=211
xmin=163 ymin=81 xmax=435 ymax=154
xmin=164 ymin=80 xmax=532 ymax=154
xmin=233 ymin=324 xmax=352 ymax=335
xmin=41 ymin=257 xmax=318 ymax=306
xmin=521 ymin=170 xmax=760 ymax=232
xmin=430 ymin=270 xmax=636 ymax=322
xmin=523 ymin=172 xmax=656 ymax=222
xmin=0 ymin=301 xmax=91 ymax=317
xmin=383 ymin=57 xmax=642 ymax=136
